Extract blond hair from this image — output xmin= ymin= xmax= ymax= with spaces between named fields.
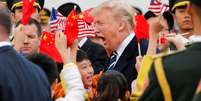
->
xmin=92 ymin=0 xmax=135 ymax=30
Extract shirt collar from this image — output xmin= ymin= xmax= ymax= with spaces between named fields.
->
xmin=115 ymin=32 xmax=135 ymax=61
xmin=189 ymin=35 xmax=201 ymax=43
xmin=0 ymin=41 xmax=12 ymax=48
xmin=78 ymin=37 xmax=88 ymax=47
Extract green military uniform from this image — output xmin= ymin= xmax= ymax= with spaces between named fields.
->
xmin=6 ymin=0 xmax=44 ymax=12
xmin=138 ymin=1 xmax=201 ymax=100
xmin=138 ymin=42 xmax=201 ymax=101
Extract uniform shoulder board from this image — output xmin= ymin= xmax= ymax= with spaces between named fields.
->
xmin=152 ymin=49 xmax=186 ymax=59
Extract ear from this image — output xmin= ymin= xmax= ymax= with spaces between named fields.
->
xmin=118 ymin=20 xmax=126 ymax=32
xmin=11 ymin=13 xmax=16 ymax=23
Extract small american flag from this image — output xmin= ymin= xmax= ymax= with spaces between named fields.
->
xmin=50 ymin=7 xmax=66 ymax=32
xmin=77 ymin=19 xmax=95 ymax=38
xmin=148 ymin=0 xmax=169 ymax=15
xmin=49 ymin=8 xmax=95 ymax=38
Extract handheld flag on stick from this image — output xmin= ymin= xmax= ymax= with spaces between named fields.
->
xmin=64 ymin=6 xmax=78 ymax=46
xmin=148 ymin=0 xmax=169 ymax=15
xmin=21 ymin=0 xmax=35 ymax=25
xmin=40 ymin=31 xmax=62 ymax=63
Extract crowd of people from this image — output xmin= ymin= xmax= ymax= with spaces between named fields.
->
xmin=0 ymin=0 xmax=201 ymax=101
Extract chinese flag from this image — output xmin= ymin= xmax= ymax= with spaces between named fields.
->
xmin=21 ymin=0 xmax=35 ymax=25
xmin=64 ymin=8 xmax=78 ymax=46
xmin=40 ymin=31 xmax=62 ymax=63
xmin=134 ymin=15 xmax=149 ymax=41
xmin=79 ymin=8 xmax=94 ymax=24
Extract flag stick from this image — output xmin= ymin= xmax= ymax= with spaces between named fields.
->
xmin=138 ymin=42 xmax=142 ymax=56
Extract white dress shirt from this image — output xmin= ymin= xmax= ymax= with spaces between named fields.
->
xmin=78 ymin=37 xmax=88 ymax=48
xmin=189 ymin=35 xmax=201 ymax=43
xmin=115 ymin=32 xmax=135 ymax=64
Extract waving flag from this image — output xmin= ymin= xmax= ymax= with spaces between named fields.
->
xmin=64 ymin=8 xmax=78 ymax=46
xmin=21 ymin=0 xmax=35 ymax=25
xmin=40 ymin=31 xmax=62 ymax=63
xmin=50 ymin=7 xmax=95 ymax=38
xmin=50 ymin=7 xmax=66 ymax=32
xmin=148 ymin=0 xmax=169 ymax=15
xmin=77 ymin=19 xmax=95 ymax=38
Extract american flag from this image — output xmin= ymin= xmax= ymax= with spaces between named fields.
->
xmin=50 ymin=7 xmax=66 ymax=32
xmin=148 ymin=0 xmax=169 ymax=15
xmin=49 ymin=8 xmax=95 ymax=38
xmin=77 ymin=19 xmax=95 ymax=38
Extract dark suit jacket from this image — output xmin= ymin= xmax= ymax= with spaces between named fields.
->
xmin=106 ymin=37 xmax=148 ymax=90
xmin=0 ymin=46 xmax=51 ymax=101
xmin=81 ymin=38 xmax=109 ymax=74
xmin=139 ymin=42 xmax=201 ymax=101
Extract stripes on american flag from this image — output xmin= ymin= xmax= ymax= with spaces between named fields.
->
xmin=77 ymin=19 xmax=95 ymax=38
xmin=49 ymin=8 xmax=95 ymax=38
xmin=148 ymin=0 xmax=169 ymax=15
xmin=50 ymin=8 xmax=66 ymax=32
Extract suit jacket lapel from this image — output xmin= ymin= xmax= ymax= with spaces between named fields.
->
xmin=114 ymin=36 xmax=139 ymax=71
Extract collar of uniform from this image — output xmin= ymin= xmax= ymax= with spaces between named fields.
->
xmin=78 ymin=37 xmax=88 ymax=48
xmin=115 ymin=32 xmax=135 ymax=61
xmin=189 ymin=35 xmax=201 ymax=43
xmin=0 ymin=41 xmax=12 ymax=48
xmin=176 ymin=34 xmax=190 ymax=45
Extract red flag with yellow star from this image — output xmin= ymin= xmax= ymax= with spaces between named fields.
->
xmin=64 ymin=8 xmax=78 ymax=46
xmin=39 ymin=31 xmax=62 ymax=63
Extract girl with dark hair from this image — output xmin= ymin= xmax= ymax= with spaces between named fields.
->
xmin=94 ymin=70 xmax=130 ymax=101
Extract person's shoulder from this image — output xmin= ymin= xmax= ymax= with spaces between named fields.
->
xmin=153 ymin=49 xmax=186 ymax=60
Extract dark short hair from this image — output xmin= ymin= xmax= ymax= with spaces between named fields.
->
xmin=144 ymin=11 xmax=156 ymax=20
xmin=76 ymin=49 xmax=89 ymax=62
xmin=133 ymin=6 xmax=143 ymax=15
xmin=144 ymin=11 xmax=174 ymax=31
xmin=0 ymin=9 xmax=11 ymax=35
xmin=26 ymin=53 xmax=59 ymax=85
xmin=95 ymin=70 xmax=128 ymax=101
xmin=57 ymin=2 xmax=81 ymax=17
xmin=15 ymin=18 xmax=42 ymax=37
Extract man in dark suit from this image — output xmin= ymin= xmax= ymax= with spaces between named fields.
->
xmin=138 ymin=0 xmax=201 ymax=100
xmin=0 ymin=9 xmax=51 ymax=101
xmin=58 ymin=3 xmax=109 ymax=74
xmin=92 ymin=0 xmax=148 ymax=89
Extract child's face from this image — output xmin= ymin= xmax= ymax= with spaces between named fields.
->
xmin=77 ymin=59 xmax=94 ymax=88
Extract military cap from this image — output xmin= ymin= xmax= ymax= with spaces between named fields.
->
xmin=169 ymin=0 xmax=189 ymax=12
xmin=39 ymin=8 xmax=50 ymax=25
xmin=57 ymin=2 xmax=81 ymax=17
xmin=6 ymin=0 xmax=44 ymax=12
xmin=189 ymin=0 xmax=201 ymax=8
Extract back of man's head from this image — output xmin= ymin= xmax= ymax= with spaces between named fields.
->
xmin=26 ymin=53 xmax=59 ymax=85
xmin=0 ymin=9 xmax=11 ymax=35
